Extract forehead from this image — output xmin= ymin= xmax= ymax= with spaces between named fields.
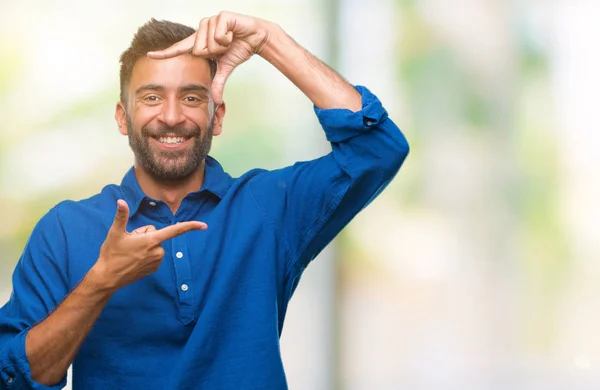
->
xmin=129 ymin=55 xmax=212 ymax=92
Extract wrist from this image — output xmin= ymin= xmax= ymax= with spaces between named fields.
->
xmin=256 ymin=22 xmax=291 ymax=63
xmin=86 ymin=262 xmax=118 ymax=296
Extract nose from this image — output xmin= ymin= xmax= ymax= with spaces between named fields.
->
xmin=158 ymin=98 xmax=186 ymax=128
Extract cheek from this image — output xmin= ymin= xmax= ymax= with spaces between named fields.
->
xmin=131 ymin=107 xmax=160 ymax=129
xmin=183 ymin=107 xmax=210 ymax=125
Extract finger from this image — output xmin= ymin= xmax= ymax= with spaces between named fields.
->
xmin=132 ymin=225 xmax=157 ymax=235
xmin=192 ymin=18 xmax=209 ymax=57
xmin=132 ymin=227 xmax=144 ymax=235
xmin=151 ymin=246 xmax=165 ymax=261
xmin=147 ymin=34 xmax=195 ymax=59
xmin=152 ymin=221 xmax=208 ymax=243
xmin=211 ymin=67 xmax=233 ymax=105
xmin=207 ymin=16 xmax=228 ymax=55
xmin=109 ymin=199 xmax=130 ymax=235
xmin=215 ymin=13 xmax=233 ymax=47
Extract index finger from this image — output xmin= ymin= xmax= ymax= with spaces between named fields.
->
xmin=152 ymin=221 xmax=208 ymax=242
xmin=147 ymin=34 xmax=195 ymax=59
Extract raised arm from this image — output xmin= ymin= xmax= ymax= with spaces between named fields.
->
xmin=148 ymin=11 xmax=409 ymax=287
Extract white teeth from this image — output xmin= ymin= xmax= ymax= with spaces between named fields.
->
xmin=158 ymin=137 xmax=185 ymax=144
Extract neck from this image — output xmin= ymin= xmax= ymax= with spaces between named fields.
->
xmin=134 ymin=161 xmax=206 ymax=214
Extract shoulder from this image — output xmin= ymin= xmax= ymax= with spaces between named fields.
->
xmin=38 ymin=184 xmax=121 ymax=230
xmin=222 ymin=167 xmax=270 ymax=194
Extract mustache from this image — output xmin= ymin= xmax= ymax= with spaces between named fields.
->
xmin=141 ymin=124 xmax=201 ymax=139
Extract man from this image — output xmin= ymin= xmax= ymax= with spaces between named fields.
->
xmin=0 ymin=11 xmax=408 ymax=390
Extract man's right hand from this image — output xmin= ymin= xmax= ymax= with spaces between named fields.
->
xmin=92 ymin=199 xmax=207 ymax=291
xmin=23 ymin=198 xmax=207 ymax=386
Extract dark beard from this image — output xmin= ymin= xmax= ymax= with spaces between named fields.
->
xmin=127 ymin=115 xmax=214 ymax=182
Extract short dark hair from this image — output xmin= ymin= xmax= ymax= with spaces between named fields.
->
xmin=119 ymin=18 xmax=217 ymax=104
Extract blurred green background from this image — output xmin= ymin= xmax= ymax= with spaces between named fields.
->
xmin=1 ymin=1 xmax=599 ymax=389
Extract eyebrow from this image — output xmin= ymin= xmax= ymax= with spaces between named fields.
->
xmin=180 ymin=84 xmax=210 ymax=94
xmin=134 ymin=84 xmax=209 ymax=95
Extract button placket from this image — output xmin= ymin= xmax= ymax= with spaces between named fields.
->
xmin=171 ymin=230 xmax=194 ymax=324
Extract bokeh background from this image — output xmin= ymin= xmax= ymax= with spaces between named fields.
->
xmin=1 ymin=0 xmax=599 ymax=389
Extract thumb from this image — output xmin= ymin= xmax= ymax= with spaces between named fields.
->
xmin=109 ymin=199 xmax=130 ymax=235
xmin=211 ymin=67 xmax=232 ymax=105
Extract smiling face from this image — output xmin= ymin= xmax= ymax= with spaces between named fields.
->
xmin=115 ymin=54 xmax=225 ymax=182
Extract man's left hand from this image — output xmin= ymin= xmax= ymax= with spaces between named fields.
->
xmin=147 ymin=11 xmax=274 ymax=105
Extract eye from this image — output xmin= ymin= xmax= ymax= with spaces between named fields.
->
xmin=143 ymin=95 xmax=161 ymax=103
xmin=184 ymin=96 xmax=200 ymax=103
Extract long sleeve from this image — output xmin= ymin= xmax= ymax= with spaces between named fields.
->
xmin=248 ymin=85 xmax=409 ymax=287
xmin=0 ymin=207 xmax=69 ymax=389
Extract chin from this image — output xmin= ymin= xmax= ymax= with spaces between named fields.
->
xmin=151 ymin=161 xmax=203 ymax=181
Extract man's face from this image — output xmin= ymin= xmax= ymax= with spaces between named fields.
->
xmin=120 ymin=55 xmax=219 ymax=181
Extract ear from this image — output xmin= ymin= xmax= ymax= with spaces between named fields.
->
xmin=212 ymin=102 xmax=226 ymax=136
xmin=115 ymin=102 xmax=128 ymax=136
